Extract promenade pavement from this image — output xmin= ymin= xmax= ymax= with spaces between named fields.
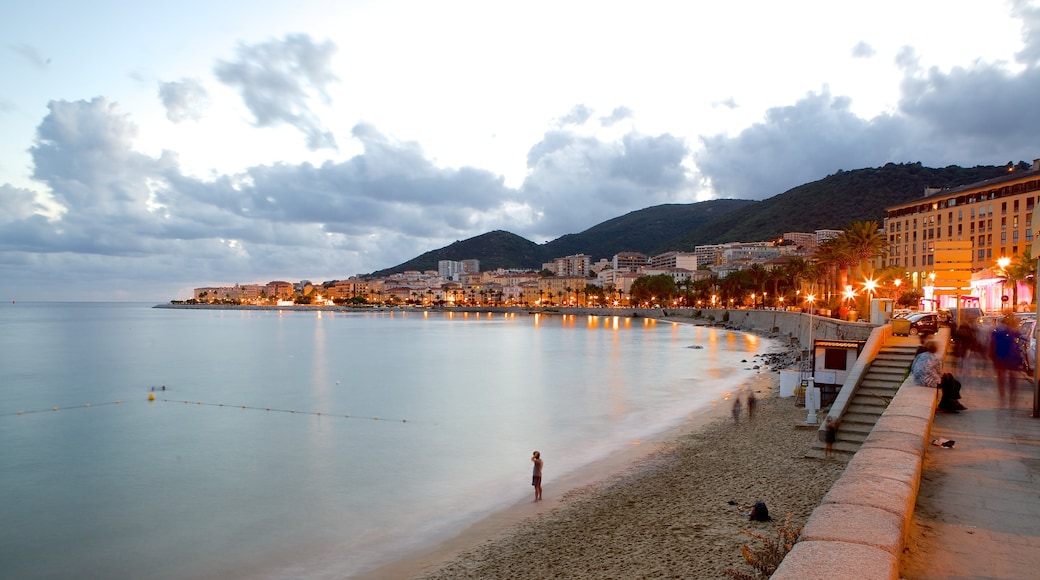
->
xmin=900 ymin=352 xmax=1040 ymax=579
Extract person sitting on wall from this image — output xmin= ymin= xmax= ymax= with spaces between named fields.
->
xmin=936 ymin=372 xmax=966 ymax=412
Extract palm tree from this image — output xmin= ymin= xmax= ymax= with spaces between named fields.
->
xmin=1006 ymin=248 xmax=1035 ymax=311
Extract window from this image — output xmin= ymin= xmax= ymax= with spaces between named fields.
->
xmin=978 ymin=249 xmax=985 ymax=260
xmin=1014 ymin=199 xmax=1020 ymax=212
xmin=948 ymin=225 xmax=953 ymax=237
xmin=1028 ymin=229 xmax=1033 ymax=242
xmin=1002 ymin=201 xmax=1007 ymax=214
xmin=1014 ymin=231 xmax=1019 ymax=243
xmin=824 ymin=348 xmax=848 ymax=371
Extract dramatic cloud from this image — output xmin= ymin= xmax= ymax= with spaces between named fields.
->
xmin=2 ymin=98 xmax=535 ymax=296
xmin=1013 ymin=0 xmax=1040 ymax=65
xmin=521 ymin=129 xmax=692 ymax=239
xmin=214 ymin=34 xmax=339 ymax=150
xmin=158 ymin=78 xmax=209 ymax=123
xmin=694 ymin=9 xmax=1040 ymax=200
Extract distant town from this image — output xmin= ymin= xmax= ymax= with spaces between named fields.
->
xmin=177 ymin=160 xmax=1040 ymax=319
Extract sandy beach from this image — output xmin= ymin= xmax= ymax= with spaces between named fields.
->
xmin=359 ymin=359 xmax=848 ymax=579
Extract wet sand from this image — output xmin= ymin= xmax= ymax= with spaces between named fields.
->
xmin=358 ymin=369 xmax=847 ymax=579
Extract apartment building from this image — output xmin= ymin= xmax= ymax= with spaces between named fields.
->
xmin=650 ymin=251 xmax=698 ymax=270
xmin=884 ymin=158 xmax=1040 ymax=295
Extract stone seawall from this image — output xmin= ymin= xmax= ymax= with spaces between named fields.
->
xmin=690 ymin=308 xmax=875 ymax=347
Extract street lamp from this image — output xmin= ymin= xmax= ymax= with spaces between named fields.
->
xmin=805 ymin=293 xmax=818 ymax=424
xmin=998 ymin=256 xmax=1011 ymax=312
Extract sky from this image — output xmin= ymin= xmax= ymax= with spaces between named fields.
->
xmin=2 ymin=0 xmax=1039 ymax=301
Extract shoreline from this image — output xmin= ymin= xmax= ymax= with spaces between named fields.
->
xmin=356 ymin=366 xmax=794 ymax=580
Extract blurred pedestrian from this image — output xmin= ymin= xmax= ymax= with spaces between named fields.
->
xmin=746 ymin=392 xmax=757 ymax=420
xmin=732 ymin=396 xmax=742 ymax=424
xmin=990 ymin=313 xmax=1023 ymax=407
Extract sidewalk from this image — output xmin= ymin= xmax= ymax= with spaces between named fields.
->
xmin=900 ymin=354 xmax=1040 ymax=579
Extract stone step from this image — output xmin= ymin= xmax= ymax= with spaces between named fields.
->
xmin=873 ymin=359 xmax=915 ymax=367
xmin=857 ymin=385 xmax=897 ymax=397
xmin=837 ymin=421 xmax=875 ymax=436
xmin=860 ymin=378 xmax=902 ymax=388
xmin=836 ymin=430 xmax=868 ymax=443
xmin=807 ymin=439 xmax=862 ymax=456
xmin=864 ymin=370 xmax=908 ymax=382
xmin=847 ymin=401 xmax=887 ymax=415
xmin=842 ymin=412 xmax=882 ymax=425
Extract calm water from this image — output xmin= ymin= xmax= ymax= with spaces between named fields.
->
xmin=0 ymin=303 xmax=774 ymax=579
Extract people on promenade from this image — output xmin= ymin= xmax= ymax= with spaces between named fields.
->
xmin=732 ymin=396 xmax=742 ymax=424
xmin=936 ymin=372 xmax=967 ymax=413
xmin=531 ymin=451 xmax=543 ymax=502
xmin=952 ymin=321 xmax=977 ymax=367
xmin=911 ymin=341 xmax=942 ymax=388
xmin=990 ymin=313 xmax=1023 ymax=407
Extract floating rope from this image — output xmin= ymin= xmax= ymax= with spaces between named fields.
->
xmin=0 ymin=401 xmax=123 ymax=417
xmin=2 ymin=396 xmax=408 ymax=423
xmin=159 ymin=398 xmax=408 ymax=423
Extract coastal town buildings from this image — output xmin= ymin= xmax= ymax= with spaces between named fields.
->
xmin=884 ymin=158 xmax=1040 ymax=311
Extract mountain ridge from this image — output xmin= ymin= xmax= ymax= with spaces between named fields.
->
xmin=368 ymin=161 xmax=1022 ymax=276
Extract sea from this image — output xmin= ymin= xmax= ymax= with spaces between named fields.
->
xmin=0 ymin=302 xmax=777 ymax=579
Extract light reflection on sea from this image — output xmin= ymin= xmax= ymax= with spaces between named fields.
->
xmin=0 ymin=303 xmax=775 ymax=579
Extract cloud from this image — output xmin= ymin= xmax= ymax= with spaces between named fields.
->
xmin=214 ymin=34 xmax=339 ymax=150
xmin=8 ymin=44 xmax=49 ymax=69
xmin=2 ymin=98 xmax=538 ymax=298
xmin=158 ymin=78 xmax=210 ymax=122
xmin=521 ymin=129 xmax=693 ymax=239
xmin=712 ymin=98 xmax=739 ymax=110
xmin=1013 ymin=0 xmax=1040 ymax=66
xmin=851 ymin=41 xmax=876 ymax=59
xmin=556 ymin=104 xmax=594 ymax=127
xmin=693 ymin=6 xmax=1040 ymax=200
xmin=599 ymin=106 xmax=633 ymax=127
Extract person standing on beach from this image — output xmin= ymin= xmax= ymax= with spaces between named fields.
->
xmin=746 ymin=392 xmax=756 ymax=420
xmin=731 ymin=396 xmax=742 ymax=424
xmin=531 ymin=451 xmax=543 ymax=501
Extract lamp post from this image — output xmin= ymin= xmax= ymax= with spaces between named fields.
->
xmin=998 ymin=256 xmax=1011 ymax=312
xmin=805 ymin=293 xmax=818 ymax=424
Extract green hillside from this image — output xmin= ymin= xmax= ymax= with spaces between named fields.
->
xmin=669 ymin=162 xmax=1017 ymax=248
xmin=542 ymin=199 xmax=756 ymax=259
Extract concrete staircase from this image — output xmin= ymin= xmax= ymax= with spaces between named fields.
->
xmin=807 ymin=343 xmax=919 ymax=459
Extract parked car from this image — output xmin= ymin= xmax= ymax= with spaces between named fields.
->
xmin=906 ymin=312 xmax=939 ymax=336
xmin=941 ymin=307 xmax=983 ymax=327
xmin=1017 ymin=316 xmax=1036 ymax=373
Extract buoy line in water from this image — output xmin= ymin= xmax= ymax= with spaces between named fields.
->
xmin=0 ymin=400 xmax=124 ymax=416
xmin=2 ymin=396 xmax=409 ymax=423
xmin=158 ymin=398 xmax=408 ymax=422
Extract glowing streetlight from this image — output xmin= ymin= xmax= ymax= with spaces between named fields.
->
xmin=805 ymin=293 xmax=818 ymax=424
xmin=997 ymin=256 xmax=1011 ymax=312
